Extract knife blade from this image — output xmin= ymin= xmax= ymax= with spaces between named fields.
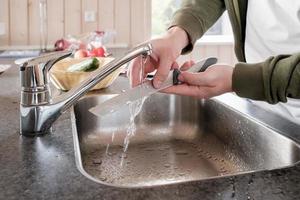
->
xmin=89 ymin=57 xmax=217 ymax=117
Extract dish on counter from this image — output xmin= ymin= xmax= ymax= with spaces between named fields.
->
xmin=50 ymin=57 xmax=121 ymax=91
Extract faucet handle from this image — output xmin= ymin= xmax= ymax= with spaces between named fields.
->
xmin=21 ymin=50 xmax=73 ymax=68
xmin=19 ymin=50 xmax=72 ymax=106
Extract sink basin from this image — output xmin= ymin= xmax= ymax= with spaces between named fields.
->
xmin=72 ymin=93 xmax=300 ymax=188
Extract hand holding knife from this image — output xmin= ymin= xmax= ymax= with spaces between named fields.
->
xmin=89 ymin=57 xmax=218 ymax=117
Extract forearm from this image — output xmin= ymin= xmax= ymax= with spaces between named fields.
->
xmin=169 ymin=0 xmax=226 ymax=53
xmin=232 ymin=53 xmax=300 ymax=104
xmin=165 ymin=27 xmax=189 ymax=56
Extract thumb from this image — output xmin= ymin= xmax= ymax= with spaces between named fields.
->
xmin=180 ymin=71 xmax=212 ymax=87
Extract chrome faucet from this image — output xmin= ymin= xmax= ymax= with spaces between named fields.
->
xmin=19 ymin=43 xmax=153 ymax=136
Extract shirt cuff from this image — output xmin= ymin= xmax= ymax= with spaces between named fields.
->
xmin=169 ymin=12 xmax=205 ymax=54
xmin=232 ymin=62 xmax=266 ymax=101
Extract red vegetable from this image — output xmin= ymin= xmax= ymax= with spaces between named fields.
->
xmin=87 ymin=50 xmax=97 ymax=57
xmin=92 ymin=47 xmax=105 ymax=57
xmin=54 ymin=39 xmax=70 ymax=51
xmin=74 ymin=49 xmax=88 ymax=58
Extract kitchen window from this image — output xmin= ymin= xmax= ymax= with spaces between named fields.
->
xmin=152 ymin=0 xmax=233 ymax=44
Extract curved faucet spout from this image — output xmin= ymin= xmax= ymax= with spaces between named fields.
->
xmin=19 ymin=43 xmax=153 ymax=136
xmin=53 ymin=43 xmax=153 ymax=111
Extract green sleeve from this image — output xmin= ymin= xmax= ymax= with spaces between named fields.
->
xmin=232 ymin=53 xmax=300 ymax=104
xmin=169 ymin=0 xmax=226 ymax=54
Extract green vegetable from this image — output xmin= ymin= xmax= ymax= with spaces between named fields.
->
xmin=67 ymin=58 xmax=99 ymax=72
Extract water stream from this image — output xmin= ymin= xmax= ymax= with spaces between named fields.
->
xmin=123 ymin=95 xmax=147 ymax=153
xmin=120 ymin=56 xmax=148 ymax=165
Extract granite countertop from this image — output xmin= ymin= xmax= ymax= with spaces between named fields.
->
xmin=1 ymin=59 xmax=300 ymax=200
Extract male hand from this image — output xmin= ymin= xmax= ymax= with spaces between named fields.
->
xmin=163 ymin=63 xmax=234 ymax=99
xmin=128 ymin=27 xmax=189 ymax=88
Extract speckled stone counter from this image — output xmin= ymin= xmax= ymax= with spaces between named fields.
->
xmin=1 ymin=59 xmax=300 ymax=200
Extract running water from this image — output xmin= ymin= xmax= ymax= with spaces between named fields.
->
xmin=121 ymin=56 xmax=148 ymax=165
xmin=123 ymin=96 xmax=147 ymax=152
xmin=105 ymin=131 xmax=115 ymax=155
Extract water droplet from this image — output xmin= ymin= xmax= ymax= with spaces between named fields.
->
xmin=92 ymin=159 xmax=102 ymax=165
xmin=126 ymin=101 xmax=131 ymax=105
xmin=164 ymin=164 xmax=171 ymax=168
xmin=248 ymin=177 xmax=254 ymax=185
xmin=121 ymin=89 xmax=126 ymax=93
xmin=166 ymin=177 xmax=175 ymax=181
xmin=119 ymin=154 xmax=127 ymax=159
xmin=105 ymin=144 xmax=110 ymax=154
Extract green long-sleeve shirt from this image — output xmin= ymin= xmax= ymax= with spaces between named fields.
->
xmin=170 ymin=0 xmax=300 ymax=104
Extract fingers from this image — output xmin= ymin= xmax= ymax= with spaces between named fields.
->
xmin=162 ymin=84 xmax=201 ymax=97
xmin=179 ymin=60 xmax=195 ymax=71
xmin=162 ymin=84 xmax=217 ymax=99
xmin=152 ymin=60 xmax=195 ymax=88
xmin=171 ymin=62 xmax=179 ymax=70
xmin=128 ymin=58 xmax=141 ymax=87
xmin=180 ymin=71 xmax=213 ymax=87
xmin=143 ymin=56 xmax=158 ymax=75
xmin=153 ymin=58 xmax=173 ymax=88
xmin=128 ymin=56 xmax=157 ymax=87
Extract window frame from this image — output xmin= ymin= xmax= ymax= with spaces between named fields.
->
xmin=151 ymin=0 xmax=233 ymax=44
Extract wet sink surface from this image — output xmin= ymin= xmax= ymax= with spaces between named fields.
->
xmin=72 ymin=94 xmax=300 ymax=187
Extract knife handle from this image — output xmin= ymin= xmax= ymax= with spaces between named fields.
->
xmin=195 ymin=57 xmax=218 ymax=73
xmin=173 ymin=68 xmax=181 ymax=85
xmin=173 ymin=57 xmax=218 ymax=85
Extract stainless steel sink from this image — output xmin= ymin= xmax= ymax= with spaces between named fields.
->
xmin=72 ymin=93 xmax=300 ymax=188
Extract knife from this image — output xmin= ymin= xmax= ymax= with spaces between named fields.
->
xmin=89 ymin=57 xmax=217 ymax=117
